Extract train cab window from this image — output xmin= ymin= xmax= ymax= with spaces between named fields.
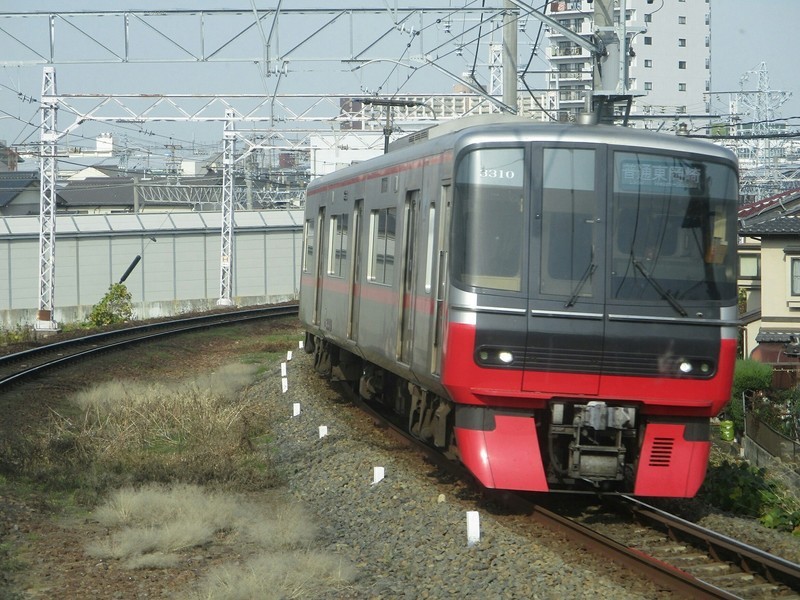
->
xmin=302 ymin=218 xmax=315 ymax=273
xmin=328 ymin=214 xmax=349 ymax=278
xmin=611 ymin=152 xmax=737 ymax=303
xmin=540 ymin=148 xmax=597 ymax=297
xmin=453 ymin=147 xmax=525 ymax=292
xmin=368 ymin=207 xmax=396 ymax=285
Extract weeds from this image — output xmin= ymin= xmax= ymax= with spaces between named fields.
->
xmin=701 ymin=446 xmax=800 ymax=535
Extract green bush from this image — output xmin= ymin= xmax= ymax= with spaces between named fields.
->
xmin=87 ymin=283 xmax=133 ymax=327
xmin=701 ymin=452 xmax=800 ymax=535
xmin=726 ymin=359 xmax=773 ymax=432
xmin=701 ymin=459 xmax=771 ymax=517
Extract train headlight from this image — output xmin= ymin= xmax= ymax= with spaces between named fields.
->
xmin=498 ymin=351 xmax=514 ymax=364
xmin=476 ymin=347 xmax=516 ymax=367
xmin=675 ymin=359 xmax=715 ymax=378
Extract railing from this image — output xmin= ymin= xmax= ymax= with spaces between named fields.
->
xmin=745 ymin=413 xmax=800 ymax=462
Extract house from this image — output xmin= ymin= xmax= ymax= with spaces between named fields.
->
xmin=0 ymin=171 xmax=67 ymax=216
xmin=739 ymin=188 xmax=800 ymax=371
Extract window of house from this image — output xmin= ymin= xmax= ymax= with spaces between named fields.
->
xmin=678 ymin=61 xmax=686 ymax=69
xmin=678 ymin=16 xmax=686 ymax=24
xmin=678 ymin=83 xmax=687 ymax=92
xmin=644 ymin=82 xmax=653 ymax=91
xmin=679 ymin=38 xmax=686 ymax=47
xmin=791 ymin=258 xmax=800 ymax=296
xmin=644 ymin=36 xmax=652 ymax=45
xmin=644 ymin=14 xmax=652 ymax=22
xmin=644 ymin=59 xmax=653 ymax=68
xmin=739 ymin=254 xmax=760 ymax=278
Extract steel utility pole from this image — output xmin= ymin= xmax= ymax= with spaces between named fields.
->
xmin=507 ymin=0 xmax=640 ymax=122
xmin=36 ymin=67 xmax=59 ymax=333
xmin=218 ymin=109 xmax=235 ymax=306
xmin=502 ymin=0 xmax=518 ymax=111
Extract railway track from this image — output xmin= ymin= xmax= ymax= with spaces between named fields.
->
xmin=0 ymin=304 xmax=298 ymax=391
xmin=335 ymin=379 xmax=800 ymax=600
xmin=605 ymin=496 xmax=800 ymax=599
xmin=6 ymin=312 xmax=799 ymax=599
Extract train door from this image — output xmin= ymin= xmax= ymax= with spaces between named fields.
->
xmin=313 ymin=207 xmax=326 ymax=326
xmin=399 ymin=190 xmax=420 ymax=364
xmin=523 ymin=146 xmax=606 ymax=395
xmin=431 ymin=184 xmax=451 ymax=376
xmin=347 ymin=200 xmax=363 ymax=341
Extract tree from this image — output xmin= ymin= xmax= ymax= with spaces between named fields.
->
xmin=87 ymin=283 xmax=134 ymax=327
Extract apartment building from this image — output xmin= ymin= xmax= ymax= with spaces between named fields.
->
xmin=546 ymin=0 xmax=711 ymax=126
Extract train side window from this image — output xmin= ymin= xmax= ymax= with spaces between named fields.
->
xmin=302 ymin=218 xmax=315 ymax=273
xmin=327 ymin=214 xmax=349 ymax=278
xmin=424 ymin=203 xmax=436 ymax=293
xmin=368 ymin=207 xmax=396 ymax=285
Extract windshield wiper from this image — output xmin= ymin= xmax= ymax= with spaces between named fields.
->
xmin=565 ymin=262 xmax=597 ymax=308
xmin=632 ymin=258 xmax=688 ymax=317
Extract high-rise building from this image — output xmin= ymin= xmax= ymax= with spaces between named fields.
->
xmin=546 ymin=0 xmax=711 ymax=127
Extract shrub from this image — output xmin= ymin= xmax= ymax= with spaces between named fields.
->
xmin=87 ymin=283 xmax=133 ymax=327
xmin=701 ymin=449 xmax=800 ymax=534
xmin=726 ymin=359 xmax=773 ymax=432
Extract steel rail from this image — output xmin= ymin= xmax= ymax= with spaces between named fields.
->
xmin=0 ymin=304 xmax=298 ymax=389
xmin=620 ymin=495 xmax=800 ymax=594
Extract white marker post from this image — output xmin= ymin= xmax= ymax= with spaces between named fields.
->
xmin=281 ymin=377 xmax=289 ymax=393
xmin=466 ymin=511 xmax=480 ymax=547
xmin=371 ymin=466 xmax=385 ymax=485
xmin=287 ymin=350 xmax=293 ymax=361
xmin=281 ymin=362 xmax=287 ymax=377
xmin=319 ymin=425 xmax=328 ymax=438
xmin=292 ymin=402 xmax=300 ymax=417
xmin=299 ymin=340 xmax=304 ymax=349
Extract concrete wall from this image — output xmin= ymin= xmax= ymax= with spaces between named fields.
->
xmin=0 ymin=210 xmax=303 ymax=328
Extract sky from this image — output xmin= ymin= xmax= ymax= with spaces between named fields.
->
xmin=0 ymin=0 xmax=797 ymax=163
xmin=709 ymin=0 xmax=799 ymax=119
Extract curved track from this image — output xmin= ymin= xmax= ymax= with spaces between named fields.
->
xmin=0 ymin=304 xmax=298 ymax=390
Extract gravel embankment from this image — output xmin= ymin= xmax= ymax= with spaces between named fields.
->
xmin=267 ymin=347 xmax=680 ymax=599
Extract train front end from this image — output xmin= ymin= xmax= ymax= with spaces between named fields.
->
xmin=441 ymin=127 xmax=739 ymax=497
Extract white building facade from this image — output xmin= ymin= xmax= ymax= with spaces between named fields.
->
xmin=546 ymin=0 xmax=711 ymax=127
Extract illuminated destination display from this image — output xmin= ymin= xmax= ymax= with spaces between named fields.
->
xmin=618 ymin=159 xmax=704 ymax=192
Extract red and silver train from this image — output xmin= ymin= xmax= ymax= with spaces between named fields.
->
xmin=299 ymin=115 xmax=738 ymax=497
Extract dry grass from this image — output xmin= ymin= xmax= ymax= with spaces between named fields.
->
xmin=195 ymin=552 xmax=357 ymax=600
xmin=86 ymin=483 xmax=355 ymax=598
xmin=36 ymin=363 xmax=280 ymax=494
xmin=0 ymin=321 xmax=358 ymax=598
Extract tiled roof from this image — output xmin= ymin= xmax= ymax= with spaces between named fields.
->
xmin=755 ymin=330 xmax=800 ymax=344
xmin=0 ymin=171 xmax=38 ymax=207
xmin=738 ymin=189 xmax=800 ymax=220
xmin=740 ymin=213 xmax=800 ymax=235
xmin=739 ymin=189 xmax=800 ymax=235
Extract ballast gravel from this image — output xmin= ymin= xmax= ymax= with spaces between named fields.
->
xmin=269 ymin=348 xmax=678 ymax=599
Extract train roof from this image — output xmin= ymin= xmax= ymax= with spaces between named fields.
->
xmin=310 ymin=115 xmax=737 ymax=189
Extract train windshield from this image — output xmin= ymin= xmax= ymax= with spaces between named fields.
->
xmin=453 ymin=147 xmax=526 ymax=292
xmin=610 ymin=152 xmax=737 ymax=306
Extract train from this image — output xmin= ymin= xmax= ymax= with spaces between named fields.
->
xmin=299 ymin=114 xmax=739 ymax=497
